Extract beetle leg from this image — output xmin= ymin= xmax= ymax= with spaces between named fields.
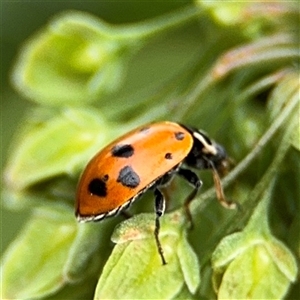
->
xmin=207 ymin=160 xmax=237 ymax=209
xmin=177 ymin=168 xmax=202 ymax=228
xmin=154 ymin=188 xmax=167 ymax=265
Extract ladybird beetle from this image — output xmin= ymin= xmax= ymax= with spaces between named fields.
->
xmin=76 ymin=121 xmax=234 ymax=265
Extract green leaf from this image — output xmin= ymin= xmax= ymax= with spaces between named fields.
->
xmin=177 ymin=232 xmax=201 ymax=294
xmin=111 ymin=213 xmax=157 ymax=243
xmin=217 ymin=244 xmax=292 ymax=299
xmin=212 ymin=184 xmax=298 ymax=299
xmin=173 ymin=285 xmax=199 ymax=300
xmin=111 ymin=211 xmax=188 ymax=243
xmin=94 ymin=237 xmax=184 ymax=299
xmin=95 ymin=212 xmax=200 ymax=299
xmin=4 ymin=108 xmax=114 ymax=191
xmin=1 ymin=205 xmax=77 ymax=299
xmin=211 ymin=232 xmax=250 ymax=270
xmin=265 ymin=238 xmax=298 ymax=282
xmin=63 ymin=222 xmax=107 ymax=282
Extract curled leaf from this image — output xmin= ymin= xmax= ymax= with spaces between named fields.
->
xmin=1 ymin=206 xmax=77 ymax=299
xmin=4 ymin=108 xmax=114 ymax=191
xmin=11 ymin=11 xmax=138 ymax=106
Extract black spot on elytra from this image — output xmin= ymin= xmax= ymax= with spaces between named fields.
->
xmin=175 ymin=131 xmax=185 ymax=141
xmin=88 ymin=178 xmax=107 ymax=197
xmin=117 ymin=166 xmax=140 ymax=188
xmin=103 ymin=174 xmax=109 ymax=181
xmin=165 ymin=153 xmax=173 ymax=160
xmin=111 ymin=144 xmax=134 ymax=158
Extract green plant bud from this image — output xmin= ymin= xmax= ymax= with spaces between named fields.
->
xmin=212 ymin=188 xmax=298 ymax=299
xmin=4 ymin=108 xmax=115 ymax=191
xmin=11 ymin=11 xmax=139 ymax=106
xmin=195 ymin=1 xmax=295 ymax=38
xmin=212 ymin=235 xmax=298 ymax=299
xmin=1 ymin=205 xmax=78 ymax=299
xmin=195 ymin=1 xmax=247 ymax=26
xmin=94 ymin=212 xmax=201 ymax=299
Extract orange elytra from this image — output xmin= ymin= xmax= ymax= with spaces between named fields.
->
xmin=76 ymin=121 xmax=233 ymax=264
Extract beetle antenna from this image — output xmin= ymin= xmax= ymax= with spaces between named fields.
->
xmin=208 ymin=160 xmax=236 ymax=209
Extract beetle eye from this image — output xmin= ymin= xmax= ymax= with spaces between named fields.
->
xmin=209 ymin=143 xmax=231 ymax=174
xmin=214 ymin=143 xmax=227 ymax=160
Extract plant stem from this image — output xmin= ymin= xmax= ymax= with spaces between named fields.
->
xmin=236 ymin=69 xmax=289 ymax=104
xmin=197 ymin=100 xmax=297 ymax=267
xmin=189 ymin=84 xmax=299 ymax=216
xmin=222 ymin=87 xmax=299 ymax=190
xmin=110 ymin=5 xmax=202 ymax=41
xmin=174 ymin=33 xmax=297 ymax=119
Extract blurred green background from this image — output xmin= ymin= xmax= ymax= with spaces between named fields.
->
xmin=1 ymin=1 xmax=203 ymax=253
xmin=1 ymin=2 xmax=299 ymax=299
